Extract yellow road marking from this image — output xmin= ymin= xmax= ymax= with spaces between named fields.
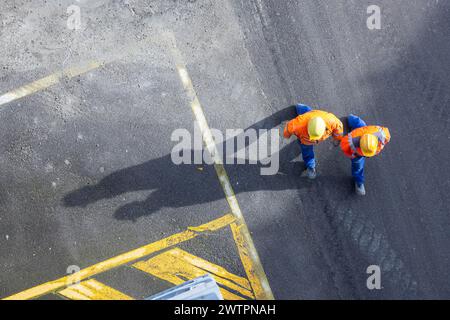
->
xmin=58 ymin=279 xmax=133 ymax=300
xmin=0 ymin=61 xmax=104 ymax=107
xmin=0 ymin=34 xmax=168 ymax=108
xmin=230 ymin=222 xmax=267 ymax=299
xmin=168 ymin=32 xmax=274 ymax=300
xmin=3 ymin=214 xmax=235 ymax=300
xmin=133 ymin=248 xmax=254 ymax=300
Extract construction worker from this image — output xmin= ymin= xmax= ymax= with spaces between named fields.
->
xmin=283 ymin=104 xmax=343 ymax=179
xmin=340 ymin=114 xmax=391 ymax=196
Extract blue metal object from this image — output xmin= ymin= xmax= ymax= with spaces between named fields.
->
xmin=146 ymin=274 xmax=223 ymax=300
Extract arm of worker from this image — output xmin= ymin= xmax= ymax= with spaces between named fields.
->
xmin=384 ymin=128 xmax=391 ymax=144
xmin=330 ymin=117 xmax=344 ymax=142
xmin=283 ymin=121 xmax=294 ymax=139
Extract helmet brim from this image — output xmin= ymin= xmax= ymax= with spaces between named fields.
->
xmin=361 ymin=149 xmax=377 ymax=157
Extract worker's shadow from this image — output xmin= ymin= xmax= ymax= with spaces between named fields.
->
xmin=63 ymin=106 xmax=348 ymax=221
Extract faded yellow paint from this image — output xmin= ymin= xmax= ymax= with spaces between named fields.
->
xmin=58 ymin=279 xmax=133 ymax=300
xmin=3 ymin=214 xmax=235 ymax=300
xmin=133 ymin=248 xmax=255 ymax=300
xmin=0 ymin=61 xmax=103 ymax=107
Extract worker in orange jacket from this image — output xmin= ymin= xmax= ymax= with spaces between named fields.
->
xmin=284 ymin=104 xmax=343 ymax=179
xmin=340 ymin=114 xmax=391 ymax=195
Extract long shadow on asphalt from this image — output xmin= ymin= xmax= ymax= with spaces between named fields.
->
xmin=63 ymin=105 xmax=354 ymax=221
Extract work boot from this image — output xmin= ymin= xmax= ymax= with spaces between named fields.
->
xmin=355 ymin=182 xmax=366 ymax=196
xmin=305 ymin=167 xmax=316 ymax=180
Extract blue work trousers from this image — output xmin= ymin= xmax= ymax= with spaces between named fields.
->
xmin=295 ymin=104 xmax=315 ymax=169
xmin=348 ymin=114 xmax=367 ymax=185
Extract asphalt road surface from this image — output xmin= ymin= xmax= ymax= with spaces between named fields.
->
xmin=0 ymin=0 xmax=449 ymax=299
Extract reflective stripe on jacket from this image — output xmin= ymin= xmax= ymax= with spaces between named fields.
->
xmin=340 ymin=126 xmax=391 ymax=158
xmin=283 ymin=110 xmax=343 ymax=145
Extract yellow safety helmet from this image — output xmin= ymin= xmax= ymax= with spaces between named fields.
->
xmin=307 ymin=117 xmax=326 ymax=140
xmin=360 ymin=134 xmax=378 ymax=157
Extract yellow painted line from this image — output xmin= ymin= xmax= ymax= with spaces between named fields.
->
xmin=168 ymin=32 xmax=274 ymax=300
xmin=133 ymin=248 xmax=254 ymax=300
xmin=230 ymin=222 xmax=267 ymax=299
xmin=172 ymin=248 xmax=252 ymax=291
xmin=0 ymin=61 xmax=104 ymax=107
xmin=0 ymin=32 xmax=170 ymax=108
xmin=58 ymin=279 xmax=133 ymax=300
xmin=3 ymin=213 xmax=235 ymax=300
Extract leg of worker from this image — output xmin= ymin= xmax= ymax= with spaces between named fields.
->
xmin=295 ymin=104 xmax=315 ymax=177
xmin=296 ymin=104 xmax=313 ymax=116
xmin=298 ymin=141 xmax=315 ymax=169
xmin=351 ymin=156 xmax=365 ymax=185
xmin=348 ymin=114 xmax=367 ymax=131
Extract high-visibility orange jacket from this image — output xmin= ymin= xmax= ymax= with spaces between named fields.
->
xmin=283 ymin=110 xmax=343 ymax=145
xmin=340 ymin=125 xmax=391 ymax=159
